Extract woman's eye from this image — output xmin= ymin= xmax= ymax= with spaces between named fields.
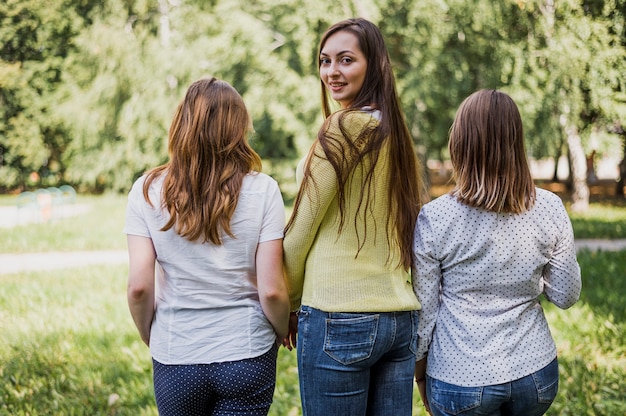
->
xmin=320 ymin=58 xmax=331 ymax=65
xmin=341 ymin=57 xmax=352 ymax=64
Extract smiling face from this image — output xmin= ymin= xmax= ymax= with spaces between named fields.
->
xmin=319 ymin=30 xmax=367 ymax=109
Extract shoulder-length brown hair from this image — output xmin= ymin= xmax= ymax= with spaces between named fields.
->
xmin=143 ymin=77 xmax=262 ymax=244
xmin=287 ymin=18 xmax=425 ymax=271
xmin=449 ymin=89 xmax=535 ymax=213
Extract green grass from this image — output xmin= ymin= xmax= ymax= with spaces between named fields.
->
xmin=0 ymin=195 xmax=16 ymax=206
xmin=543 ymin=249 xmax=626 ymax=415
xmin=0 ymin=264 xmax=154 ymax=415
xmin=0 ymin=194 xmax=127 ymax=253
xmin=569 ymin=203 xmax=626 ymax=239
xmin=0 ymin=264 xmax=300 ymax=416
xmin=1 ymin=194 xmax=625 ymax=415
xmin=1 ymin=252 xmax=624 ymax=415
xmin=0 ymin=193 xmax=623 ymax=256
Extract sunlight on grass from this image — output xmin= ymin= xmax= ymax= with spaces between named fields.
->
xmin=0 ymin=264 xmax=157 ymax=415
xmin=543 ymin=249 xmax=626 ymax=415
xmin=0 ymin=193 xmax=127 ymax=253
xmin=548 ymin=303 xmax=626 ymax=371
xmin=568 ymin=203 xmax=626 ymax=239
xmin=4 ymin=258 xmax=623 ymax=415
xmin=1 ymin=194 xmax=624 ymax=415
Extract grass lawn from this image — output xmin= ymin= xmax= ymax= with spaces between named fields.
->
xmin=0 ymin=193 xmax=625 ymax=415
xmin=569 ymin=203 xmax=626 ymax=239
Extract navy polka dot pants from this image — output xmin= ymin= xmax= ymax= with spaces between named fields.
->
xmin=152 ymin=344 xmax=278 ymax=415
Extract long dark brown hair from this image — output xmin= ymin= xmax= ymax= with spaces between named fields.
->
xmin=143 ymin=77 xmax=262 ymax=244
xmin=449 ymin=89 xmax=535 ymax=213
xmin=286 ymin=18 xmax=424 ymax=271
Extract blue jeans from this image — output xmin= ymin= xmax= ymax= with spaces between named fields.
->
xmin=426 ymin=357 xmax=559 ymax=416
xmin=152 ymin=344 xmax=278 ymax=416
xmin=296 ymin=306 xmax=419 ymax=416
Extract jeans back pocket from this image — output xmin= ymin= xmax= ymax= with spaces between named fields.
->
xmin=323 ymin=314 xmax=379 ymax=365
xmin=429 ymin=379 xmax=482 ymax=415
xmin=532 ymin=357 xmax=559 ymax=404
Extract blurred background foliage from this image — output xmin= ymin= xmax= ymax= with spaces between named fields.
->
xmin=1 ymin=0 xmax=625 ymax=201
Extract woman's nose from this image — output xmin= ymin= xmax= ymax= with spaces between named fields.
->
xmin=328 ymin=63 xmax=339 ymax=76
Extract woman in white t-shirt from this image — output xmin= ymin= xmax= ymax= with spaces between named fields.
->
xmin=124 ymin=78 xmax=290 ymax=415
xmin=413 ymin=89 xmax=581 ymax=415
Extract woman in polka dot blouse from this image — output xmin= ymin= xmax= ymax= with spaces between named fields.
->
xmin=412 ymin=89 xmax=581 ymax=416
xmin=125 ymin=78 xmax=290 ymax=415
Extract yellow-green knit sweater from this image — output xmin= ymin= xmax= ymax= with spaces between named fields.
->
xmin=283 ymin=109 xmax=420 ymax=312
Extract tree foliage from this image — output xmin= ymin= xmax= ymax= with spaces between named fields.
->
xmin=0 ymin=0 xmax=94 ymax=191
xmin=0 ymin=0 xmax=624 ymax=205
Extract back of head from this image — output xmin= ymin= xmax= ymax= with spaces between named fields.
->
xmin=145 ymin=77 xmax=262 ymax=244
xmin=168 ymin=78 xmax=255 ymax=173
xmin=449 ymin=89 xmax=535 ymax=213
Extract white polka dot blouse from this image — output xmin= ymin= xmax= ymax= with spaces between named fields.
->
xmin=412 ymin=188 xmax=581 ymax=387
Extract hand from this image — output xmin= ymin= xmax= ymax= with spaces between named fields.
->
xmin=282 ymin=312 xmax=298 ymax=350
xmin=416 ymin=379 xmax=431 ymax=414
xmin=415 ymin=358 xmax=430 ymax=413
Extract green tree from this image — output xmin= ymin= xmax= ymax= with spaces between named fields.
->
xmin=378 ymin=0 xmax=624 ymax=210
xmin=510 ymin=0 xmax=626 ymax=210
xmin=0 ymin=0 xmax=95 ymax=191
xmin=56 ymin=0 xmax=173 ymax=192
xmin=2 ymin=0 xmax=624 ymax=198
xmin=56 ymin=0 xmax=321 ymax=193
xmin=378 ymin=0 xmax=532 ymax=178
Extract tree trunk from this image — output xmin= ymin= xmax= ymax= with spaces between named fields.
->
xmin=552 ymin=138 xmax=563 ymax=182
xmin=158 ymin=0 xmax=171 ymax=48
xmin=618 ymin=156 xmax=626 ymax=197
xmin=615 ymin=129 xmax=626 ymax=197
xmin=560 ymin=116 xmax=589 ymax=212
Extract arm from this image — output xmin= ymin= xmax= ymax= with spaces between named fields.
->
xmin=413 ymin=209 xmax=440 ymax=414
xmin=415 ymin=358 xmax=431 ymax=414
xmin=414 ymin=357 xmax=427 ymax=383
xmin=412 ymin=208 xmax=442 ymax=359
xmin=126 ymin=234 xmax=157 ymax=346
xmin=283 ymin=311 xmax=299 ymax=350
xmin=283 ymin=141 xmax=338 ymax=310
xmin=283 ymin=111 xmax=375 ymax=310
xmin=542 ymin=205 xmax=582 ymax=309
xmin=257 ymin=239 xmax=290 ymax=340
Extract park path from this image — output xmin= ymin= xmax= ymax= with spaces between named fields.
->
xmin=1 ymin=199 xmax=625 ymax=275
xmin=1 ymin=240 xmax=626 ymax=275
xmin=0 ymin=202 xmax=91 ymax=228
xmin=0 ymin=250 xmax=127 ymax=275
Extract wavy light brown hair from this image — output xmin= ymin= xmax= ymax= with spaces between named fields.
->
xmin=287 ymin=18 xmax=425 ymax=271
xmin=449 ymin=89 xmax=535 ymax=213
xmin=143 ymin=77 xmax=261 ymax=244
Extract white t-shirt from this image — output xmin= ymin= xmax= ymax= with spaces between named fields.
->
xmin=413 ymin=188 xmax=581 ymax=386
xmin=124 ymin=172 xmax=285 ymax=364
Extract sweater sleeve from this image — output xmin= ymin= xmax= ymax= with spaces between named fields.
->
xmin=283 ymin=111 xmax=377 ymax=311
xmin=283 ymin=139 xmax=337 ymax=310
